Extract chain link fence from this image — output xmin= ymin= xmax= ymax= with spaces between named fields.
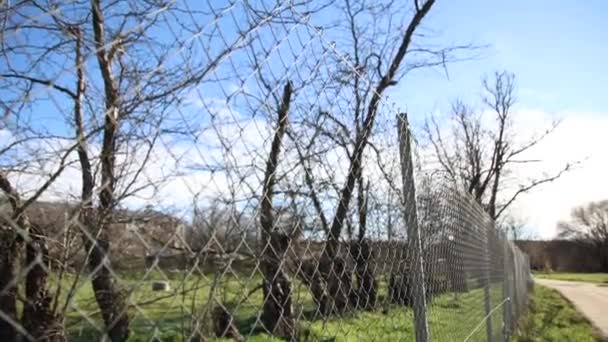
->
xmin=0 ymin=1 xmax=532 ymax=341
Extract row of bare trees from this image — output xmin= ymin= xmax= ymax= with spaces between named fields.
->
xmin=0 ymin=0 xmax=307 ymax=340
xmin=250 ymin=0 xmax=477 ymax=337
xmin=0 ymin=0 xmax=568 ymax=341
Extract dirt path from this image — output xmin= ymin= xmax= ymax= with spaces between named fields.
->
xmin=536 ymin=278 xmax=608 ymax=340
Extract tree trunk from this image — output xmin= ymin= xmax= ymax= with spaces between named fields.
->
xmin=0 ymin=226 xmax=21 ymax=341
xmin=352 ymin=240 xmax=377 ymax=309
xmin=323 ymin=255 xmax=353 ymax=315
xmin=261 ymin=233 xmax=296 ymax=339
xmin=22 ymin=224 xmax=64 ymax=341
xmin=1 ymin=174 xmax=63 ymax=340
xmin=79 ymin=210 xmax=129 ymax=341
xmin=89 ymin=2 xmax=131 ymax=339
xmin=259 ymin=82 xmax=295 ymax=339
xmin=296 ymin=258 xmax=329 ymax=317
xmin=213 ymin=305 xmax=242 ymax=340
xmin=0 ymin=175 xmax=22 ymax=341
xmin=84 ymin=230 xmax=130 ymax=341
xmin=389 ymin=258 xmax=411 ymax=306
xmin=352 ymin=178 xmax=376 ymax=310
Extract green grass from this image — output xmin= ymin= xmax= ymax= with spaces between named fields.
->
xmin=305 ymin=285 xmax=505 ymax=342
xmin=534 ymin=272 xmax=608 ymax=284
xmin=427 ymin=285 xmax=506 ymax=342
xmin=50 ymin=271 xmax=511 ymax=341
xmin=512 ymin=285 xmax=601 ymax=342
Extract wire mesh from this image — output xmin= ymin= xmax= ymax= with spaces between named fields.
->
xmin=415 ymin=179 xmax=532 ymax=342
xmin=0 ymin=1 xmax=532 ymax=341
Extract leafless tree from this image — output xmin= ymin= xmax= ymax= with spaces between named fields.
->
xmin=258 ymin=81 xmax=296 ymax=339
xmin=558 ymin=200 xmax=608 ymax=272
xmin=1 ymin=0 xmax=301 ymax=339
xmin=274 ymin=0 xmax=473 ymax=314
xmin=189 ymin=201 xmax=255 ymax=253
xmin=0 ymin=173 xmax=65 ymax=340
xmin=0 ymin=3 xmax=75 ymax=329
xmin=425 ymin=71 xmax=573 ymax=220
xmin=317 ymin=0 xmax=443 ymax=313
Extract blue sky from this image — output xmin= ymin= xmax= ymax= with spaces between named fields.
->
xmin=396 ymin=0 xmax=608 ymax=119
xmin=3 ymin=0 xmax=607 ymax=238
xmin=11 ymin=1 xmax=607 ymax=133
xmin=391 ymin=0 xmax=608 ymax=238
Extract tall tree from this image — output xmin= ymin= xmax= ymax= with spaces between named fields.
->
xmin=282 ymin=0 xmax=470 ymax=314
xmin=425 ymin=71 xmax=573 ymax=220
xmin=321 ymin=0 xmax=438 ymax=313
xmin=259 ymin=81 xmax=295 ymax=339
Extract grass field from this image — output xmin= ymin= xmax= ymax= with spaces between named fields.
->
xmin=512 ymin=285 xmax=601 ymax=342
xmin=533 ymin=272 xmax=608 ymax=284
xmin=53 ymin=270 xmax=507 ymax=341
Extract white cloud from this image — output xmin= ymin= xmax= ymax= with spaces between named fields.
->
xmin=507 ymin=110 xmax=608 ymax=238
xmin=414 ymin=107 xmax=608 ymax=239
xmin=0 ymin=129 xmax=13 ymax=145
xmin=6 ymin=99 xmax=603 ymax=240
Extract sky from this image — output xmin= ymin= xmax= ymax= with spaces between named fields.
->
xmin=389 ymin=0 xmax=608 ymax=238
xmin=2 ymin=0 xmax=607 ymax=239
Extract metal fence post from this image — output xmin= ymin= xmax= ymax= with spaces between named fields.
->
xmin=397 ymin=114 xmax=429 ymax=342
xmin=511 ymin=247 xmax=520 ymax=320
xmin=483 ymin=226 xmax=494 ymax=342
xmin=502 ymin=238 xmax=512 ymax=342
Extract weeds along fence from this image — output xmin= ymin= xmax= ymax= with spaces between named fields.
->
xmin=0 ymin=1 xmax=532 ymax=341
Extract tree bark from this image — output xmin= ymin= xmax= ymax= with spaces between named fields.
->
xmin=352 ymin=179 xmax=376 ymax=309
xmin=0 ymin=215 xmax=21 ymax=341
xmin=296 ymin=258 xmax=329 ymax=316
xmin=259 ymin=82 xmax=295 ymax=339
xmin=213 ymin=305 xmax=242 ymax=339
xmin=389 ymin=257 xmax=411 ymax=306
xmin=0 ymin=174 xmax=62 ymax=341
xmin=22 ymin=223 xmax=64 ymax=341
xmin=87 ymin=4 xmax=131 ymax=339
xmin=352 ymin=240 xmax=377 ymax=309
